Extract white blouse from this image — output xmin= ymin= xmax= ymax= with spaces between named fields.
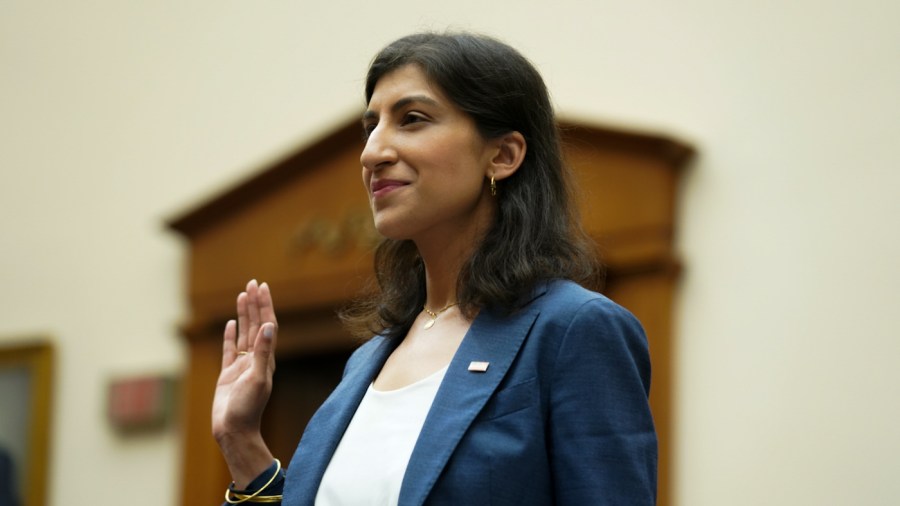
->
xmin=314 ymin=366 xmax=448 ymax=506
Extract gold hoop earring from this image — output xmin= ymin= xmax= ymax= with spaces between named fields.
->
xmin=490 ymin=176 xmax=497 ymax=197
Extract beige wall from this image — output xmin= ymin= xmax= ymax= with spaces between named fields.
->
xmin=1 ymin=1 xmax=898 ymax=505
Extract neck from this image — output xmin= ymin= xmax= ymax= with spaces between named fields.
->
xmin=421 ymin=259 xmax=460 ymax=311
xmin=413 ymin=194 xmax=496 ymax=311
xmin=415 ymin=235 xmax=471 ymax=311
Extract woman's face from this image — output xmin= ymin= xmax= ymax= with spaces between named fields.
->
xmin=361 ymin=64 xmax=496 ymax=245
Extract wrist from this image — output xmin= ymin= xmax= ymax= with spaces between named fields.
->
xmin=217 ymin=431 xmax=274 ymax=489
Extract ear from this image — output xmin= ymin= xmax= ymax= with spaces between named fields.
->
xmin=487 ymin=131 xmax=527 ymax=181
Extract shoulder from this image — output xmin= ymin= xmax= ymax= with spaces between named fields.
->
xmin=527 ymin=280 xmax=650 ymax=381
xmin=531 ymin=279 xmax=642 ymax=330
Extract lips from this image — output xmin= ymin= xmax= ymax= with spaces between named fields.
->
xmin=370 ymin=179 xmax=409 ymax=198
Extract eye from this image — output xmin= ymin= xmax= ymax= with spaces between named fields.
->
xmin=361 ymin=121 xmax=377 ymax=140
xmin=401 ymin=112 xmax=427 ymax=127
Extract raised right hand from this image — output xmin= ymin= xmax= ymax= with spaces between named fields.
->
xmin=211 ymin=279 xmax=279 ymax=487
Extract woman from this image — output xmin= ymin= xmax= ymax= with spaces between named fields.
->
xmin=213 ymin=32 xmax=657 ymax=505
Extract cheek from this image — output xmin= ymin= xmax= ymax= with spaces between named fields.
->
xmin=425 ymin=140 xmax=485 ymax=178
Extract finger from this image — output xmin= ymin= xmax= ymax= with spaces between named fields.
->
xmin=257 ymin=282 xmax=278 ymax=329
xmin=257 ymin=283 xmax=278 ymax=365
xmin=236 ymin=291 xmax=249 ymax=351
xmin=245 ymin=279 xmax=262 ymax=348
xmin=222 ymin=320 xmax=237 ymax=369
xmin=253 ymin=322 xmax=277 ymax=373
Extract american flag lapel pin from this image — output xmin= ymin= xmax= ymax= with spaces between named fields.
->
xmin=468 ymin=361 xmax=490 ymax=372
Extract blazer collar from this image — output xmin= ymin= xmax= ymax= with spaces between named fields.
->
xmin=398 ymin=303 xmax=541 ymax=506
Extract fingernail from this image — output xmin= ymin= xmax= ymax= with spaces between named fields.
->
xmin=263 ymin=324 xmax=274 ymax=338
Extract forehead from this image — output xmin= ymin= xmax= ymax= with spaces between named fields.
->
xmin=367 ymin=64 xmax=447 ymax=108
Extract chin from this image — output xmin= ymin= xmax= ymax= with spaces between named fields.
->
xmin=372 ymin=216 xmax=412 ymax=242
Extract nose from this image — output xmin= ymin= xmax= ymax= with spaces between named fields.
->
xmin=360 ymin=124 xmax=397 ymax=171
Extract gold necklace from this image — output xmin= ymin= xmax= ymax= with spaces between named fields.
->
xmin=422 ymin=302 xmax=458 ymax=330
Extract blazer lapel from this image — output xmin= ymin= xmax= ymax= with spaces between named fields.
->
xmin=398 ymin=305 xmax=541 ymax=506
xmin=284 ymin=336 xmax=399 ymax=505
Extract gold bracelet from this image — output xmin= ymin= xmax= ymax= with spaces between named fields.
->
xmin=227 ymin=493 xmax=283 ymax=503
xmin=224 ymin=458 xmax=283 ymax=504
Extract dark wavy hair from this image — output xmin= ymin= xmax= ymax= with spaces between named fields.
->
xmin=342 ymin=32 xmax=601 ymax=339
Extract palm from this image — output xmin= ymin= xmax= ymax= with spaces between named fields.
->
xmin=213 ymin=353 xmax=270 ymax=436
xmin=211 ymin=280 xmax=279 ymax=441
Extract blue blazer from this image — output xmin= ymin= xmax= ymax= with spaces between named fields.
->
xmin=283 ymin=280 xmax=657 ymax=505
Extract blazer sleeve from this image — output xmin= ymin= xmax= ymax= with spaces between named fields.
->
xmin=548 ymin=297 xmax=657 ymax=505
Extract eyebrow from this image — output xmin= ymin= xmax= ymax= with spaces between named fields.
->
xmin=362 ymin=95 xmax=441 ymax=122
